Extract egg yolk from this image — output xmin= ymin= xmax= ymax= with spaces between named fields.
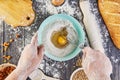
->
xmin=57 ymin=36 xmax=67 ymax=46
xmin=51 ymin=27 xmax=68 ymax=48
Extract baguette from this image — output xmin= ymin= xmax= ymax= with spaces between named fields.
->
xmin=98 ymin=0 xmax=120 ymax=49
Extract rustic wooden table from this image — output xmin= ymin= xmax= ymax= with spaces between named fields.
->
xmin=0 ymin=0 xmax=120 ymax=80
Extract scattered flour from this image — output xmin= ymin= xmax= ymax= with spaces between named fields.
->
xmin=111 ymin=56 xmax=119 ymax=63
xmin=89 ymin=0 xmax=120 ymax=65
xmin=0 ymin=19 xmax=3 ymax=32
xmin=35 ymin=0 xmax=76 ymax=16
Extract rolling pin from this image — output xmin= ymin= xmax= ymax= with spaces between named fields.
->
xmin=79 ymin=0 xmax=105 ymax=53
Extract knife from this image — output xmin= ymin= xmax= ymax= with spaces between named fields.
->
xmin=79 ymin=0 xmax=105 ymax=53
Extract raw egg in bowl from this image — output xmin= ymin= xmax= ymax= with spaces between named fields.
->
xmin=38 ymin=14 xmax=85 ymax=61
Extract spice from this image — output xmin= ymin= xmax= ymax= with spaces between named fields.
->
xmin=72 ymin=70 xmax=88 ymax=80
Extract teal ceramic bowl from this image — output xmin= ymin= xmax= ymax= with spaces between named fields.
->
xmin=38 ymin=14 xmax=85 ymax=61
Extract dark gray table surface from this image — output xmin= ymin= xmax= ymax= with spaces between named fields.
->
xmin=0 ymin=0 xmax=120 ymax=80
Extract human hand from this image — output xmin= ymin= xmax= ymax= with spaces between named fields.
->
xmin=82 ymin=47 xmax=112 ymax=80
xmin=16 ymin=33 xmax=44 ymax=78
xmin=5 ymin=33 xmax=44 ymax=80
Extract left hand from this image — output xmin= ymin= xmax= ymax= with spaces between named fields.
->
xmin=17 ymin=33 xmax=44 ymax=77
xmin=5 ymin=33 xmax=44 ymax=80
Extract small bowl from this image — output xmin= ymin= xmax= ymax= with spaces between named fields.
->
xmin=0 ymin=63 xmax=16 ymax=80
xmin=70 ymin=68 xmax=84 ymax=80
xmin=38 ymin=14 xmax=85 ymax=61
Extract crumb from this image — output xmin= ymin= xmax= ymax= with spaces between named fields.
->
xmin=9 ymin=39 xmax=14 ymax=43
xmin=2 ymin=42 xmax=10 ymax=47
xmin=3 ymin=55 xmax=12 ymax=60
xmin=3 ymin=59 xmax=7 ymax=63
xmin=16 ymin=34 xmax=21 ymax=38
xmin=2 ymin=42 xmax=10 ymax=52
xmin=2 ymin=39 xmax=14 ymax=52
xmin=3 ymin=46 xmax=9 ymax=52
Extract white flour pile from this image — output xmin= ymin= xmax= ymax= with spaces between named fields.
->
xmin=42 ymin=19 xmax=78 ymax=57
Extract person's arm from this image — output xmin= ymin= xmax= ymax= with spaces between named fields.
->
xmin=5 ymin=33 xmax=44 ymax=80
xmin=5 ymin=68 xmax=28 ymax=80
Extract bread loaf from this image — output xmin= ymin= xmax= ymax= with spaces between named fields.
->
xmin=98 ymin=0 xmax=120 ymax=49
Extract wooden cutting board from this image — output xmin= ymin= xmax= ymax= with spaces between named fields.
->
xmin=0 ymin=0 xmax=35 ymax=28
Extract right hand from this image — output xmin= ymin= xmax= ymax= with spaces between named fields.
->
xmin=82 ymin=47 xmax=112 ymax=80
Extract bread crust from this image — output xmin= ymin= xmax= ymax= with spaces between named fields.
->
xmin=98 ymin=0 xmax=120 ymax=49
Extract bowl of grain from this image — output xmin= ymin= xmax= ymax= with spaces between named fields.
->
xmin=70 ymin=68 xmax=88 ymax=80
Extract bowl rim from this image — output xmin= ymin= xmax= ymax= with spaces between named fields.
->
xmin=0 ymin=63 xmax=16 ymax=71
xmin=70 ymin=68 xmax=84 ymax=80
xmin=0 ymin=63 xmax=16 ymax=67
xmin=38 ymin=14 xmax=85 ymax=61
